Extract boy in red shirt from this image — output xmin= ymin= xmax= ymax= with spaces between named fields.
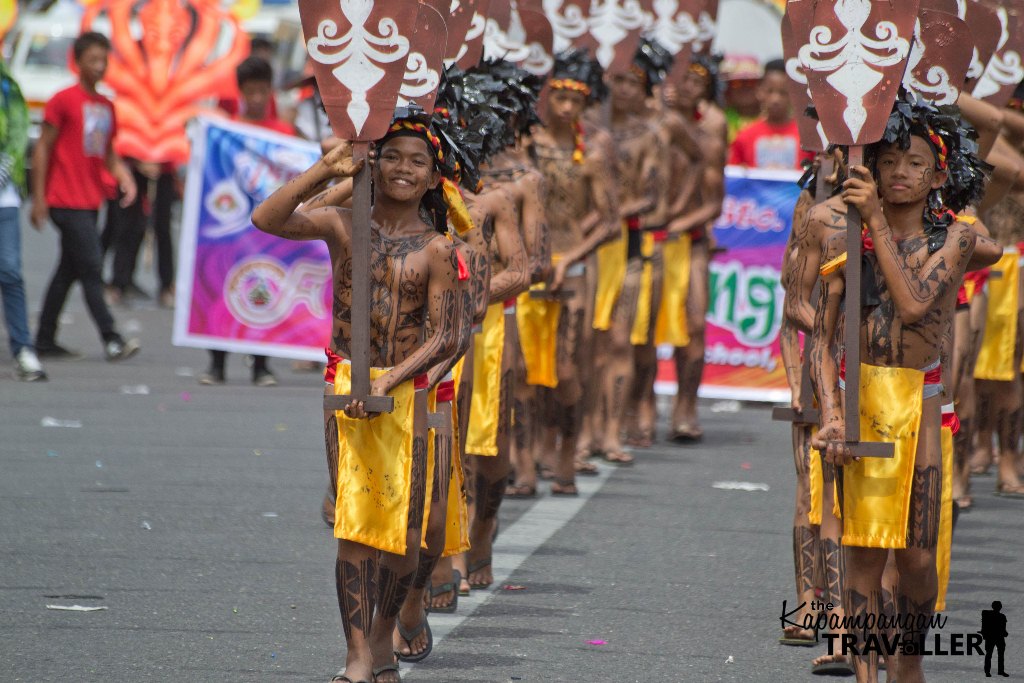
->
xmin=31 ymin=32 xmax=140 ymax=361
xmin=729 ymin=59 xmax=814 ymax=171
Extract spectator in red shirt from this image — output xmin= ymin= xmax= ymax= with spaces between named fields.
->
xmin=200 ymin=55 xmax=293 ymax=387
xmin=729 ymin=59 xmax=814 ymax=171
xmin=30 ymin=32 xmax=141 ymax=361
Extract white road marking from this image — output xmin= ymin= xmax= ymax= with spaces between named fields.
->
xmin=402 ymin=465 xmax=615 ymax=679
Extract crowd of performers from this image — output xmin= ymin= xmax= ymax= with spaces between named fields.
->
xmin=251 ymin=37 xmax=723 ymax=683
xmin=248 ymin=21 xmax=1023 ymax=683
xmin=777 ymin=75 xmax=1024 ymax=683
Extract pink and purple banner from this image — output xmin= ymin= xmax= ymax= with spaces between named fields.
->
xmin=173 ymin=117 xmax=332 ymax=360
xmin=656 ymin=166 xmax=802 ymax=402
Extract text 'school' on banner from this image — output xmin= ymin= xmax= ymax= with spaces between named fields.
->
xmin=173 ymin=117 xmax=331 ymax=361
xmin=655 ymin=167 xmax=802 ymax=403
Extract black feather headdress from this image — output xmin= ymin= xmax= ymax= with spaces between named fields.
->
xmin=633 ymin=37 xmax=674 ymax=95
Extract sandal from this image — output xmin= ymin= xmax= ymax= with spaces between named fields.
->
xmin=811 ymin=654 xmax=855 ymax=676
xmin=574 ymin=458 xmax=600 ymax=476
xmin=996 ymin=481 xmax=1024 ymax=498
xmin=372 ymin=663 xmax=401 ymax=683
xmin=426 ymin=570 xmax=460 ymax=614
xmin=331 ymin=674 xmax=370 ymax=683
xmin=505 ymin=482 xmax=536 ymax=498
xmin=467 ymin=559 xmax=492 ymax=589
xmin=669 ymin=423 xmax=703 ymax=443
xmin=603 ymin=450 xmax=635 ymax=467
xmin=394 ymin=618 xmax=432 ymax=663
xmin=537 ymin=463 xmax=556 ymax=481
xmin=550 ymin=478 xmax=579 ymax=496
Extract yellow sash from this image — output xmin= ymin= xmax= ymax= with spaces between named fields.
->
xmin=935 ymin=424 xmax=953 ymax=612
xmin=630 ymin=232 xmax=657 ymax=345
xmin=593 ymin=223 xmax=628 ymax=331
xmin=333 ymin=363 xmax=417 ymax=555
xmin=808 ymin=427 xmax=823 ymax=526
xmin=655 ymin=234 xmax=691 ymax=347
xmin=466 ymin=303 xmax=505 ymax=455
xmin=516 ymin=287 xmax=559 ymax=387
xmin=975 ymin=250 xmax=1019 ymax=381
xmin=842 ymin=364 xmax=923 ymax=549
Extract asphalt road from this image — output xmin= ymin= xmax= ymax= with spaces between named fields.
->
xmin=2 ymin=212 xmax=1022 ymax=682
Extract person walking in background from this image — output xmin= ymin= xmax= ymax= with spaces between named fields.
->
xmin=0 ymin=57 xmax=46 ymax=381
xmin=30 ymin=32 xmax=140 ymax=362
xmin=102 ymin=159 xmax=179 ymax=308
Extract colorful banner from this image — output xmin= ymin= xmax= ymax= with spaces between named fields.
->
xmin=656 ymin=166 xmax=802 ymax=403
xmin=173 ymin=116 xmax=332 ymax=361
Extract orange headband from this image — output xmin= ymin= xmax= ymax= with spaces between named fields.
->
xmin=549 ymin=78 xmax=591 ymax=96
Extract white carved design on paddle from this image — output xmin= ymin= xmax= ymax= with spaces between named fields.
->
xmin=902 ymin=19 xmax=958 ymax=105
xmin=694 ymin=7 xmax=715 ymax=51
xmin=956 ymin=0 xmax=986 ymax=80
xmin=588 ymin=0 xmax=651 ymax=67
xmin=543 ymin=0 xmax=589 ymax=52
xmin=650 ymin=0 xmax=699 ymax=55
xmin=482 ymin=6 xmax=554 ymax=75
xmin=972 ymin=6 xmax=1024 ymax=100
xmin=798 ymin=0 xmax=909 ymax=140
xmin=785 ymin=54 xmax=829 ymax=149
xmin=306 ymin=0 xmax=410 ymax=134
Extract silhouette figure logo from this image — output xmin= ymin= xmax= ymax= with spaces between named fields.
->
xmin=981 ymin=601 xmax=1009 ymax=677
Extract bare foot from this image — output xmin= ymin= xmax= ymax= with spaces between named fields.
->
xmin=782 ymin=624 xmax=815 ymax=641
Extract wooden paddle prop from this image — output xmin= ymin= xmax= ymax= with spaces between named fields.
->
xmin=299 ymin=0 xmax=448 ymax=414
xmin=793 ymin=0 xmax=921 ymax=457
xmin=971 ymin=1 xmax=1024 ymax=109
xmin=482 ymin=3 xmax=556 ymax=76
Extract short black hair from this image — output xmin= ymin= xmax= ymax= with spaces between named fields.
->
xmin=251 ymin=37 xmax=275 ymax=54
xmin=763 ymin=59 xmax=786 ymax=76
xmin=237 ymin=56 xmax=274 ymax=88
xmin=73 ymin=32 xmax=111 ymax=61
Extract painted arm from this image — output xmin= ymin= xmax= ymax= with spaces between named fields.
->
xmin=427 ymin=272 xmax=472 ymax=388
xmin=808 ymin=233 xmax=847 ymax=457
xmin=374 ymin=238 xmax=461 ymax=395
xmin=487 ymin=191 xmax=530 ymax=303
xmin=966 ymin=217 xmax=1001 ymax=270
xmin=847 ymin=167 xmax=976 ymax=324
xmin=960 ymin=94 xmax=1002 ymax=158
xmin=519 ymin=171 xmax=551 ymax=284
xmin=299 ymin=177 xmax=354 ymax=211
xmin=784 ymin=202 xmax=840 ymax=333
xmin=251 ymin=141 xmax=363 ymax=242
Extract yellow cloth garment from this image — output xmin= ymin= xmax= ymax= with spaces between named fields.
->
xmin=516 ymin=287 xmax=559 ymax=388
xmin=975 ymin=250 xmax=1019 ymax=381
xmin=935 ymin=424 xmax=954 ymax=612
xmin=333 ymin=362 xmax=417 ymax=555
xmin=630 ymin=232 xmax=657 ymax=345
xmin=593 ymin=222 xmax=628 ymax=331
xmin=466 ymin=303 xmax=505 ymax=456
xmin=655 ymin=233 xmax=691 ymax=347
xmin=808 ymin=427 xmax=823 ymax=526
xmin=842 ymin=363 xmax=924 ymax=549
xmin=444 ymin=391 xmax=470 ymax=556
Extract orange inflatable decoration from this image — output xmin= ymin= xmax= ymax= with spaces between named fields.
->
xmin=81 ymin=0 xmax=249 ymax=164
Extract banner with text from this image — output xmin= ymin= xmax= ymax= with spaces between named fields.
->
xmin=172 ymin=117 xmax=332 ymax=361
xmin=656 ymin=166 xmax=801 ymax=403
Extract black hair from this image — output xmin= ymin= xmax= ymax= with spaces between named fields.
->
xmin=633 ymin=37 xmax=674 ymax=96
xmin=236 ymin=56 xmax=274 ymax=88
xmin=251 ymin=37 xmax=275 ymax=54
xmin=73 ymin=32 xmax=111 ymax=61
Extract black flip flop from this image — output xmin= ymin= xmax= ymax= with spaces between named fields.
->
xmin=779 ymin=636 xmax=817 ymax=647
xmin=331 ymin=673 xmax=370 ymax=683
xmin=394 ymin=618 xmax=433 ymax=663
xmin=372 ymin=663 xmax=402 ymax=682
xmin=812 ymin=658 xmax=855 ymax=676
xmin=467 ymin=559 xmax=493 ymax=589
xmin=426 ymin=570 xmax=460 ymax=614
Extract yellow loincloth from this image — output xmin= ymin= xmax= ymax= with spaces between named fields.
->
xmin=593 ymin=222 xmax=628 ymax=331
xmin=630 ymin=232 xmax=657 ymax=345
xmin=935 ymin=423 xmax=953 ymax=612
xmin=431 ymin=378 xmax=470 ymax=557
xmin=466 ymin=303 xmax=505 ymax=456
xmin=516 ymin=287 xmax=559 ymax=388
xmin=842 ymin=363 xmax=924 ymax=549
xmin=333 ymin=362 xmax=417 ymax=555
xmin=808 ymin=426 xmax=823 ymax=526
xmin=975 ymin=250 xmax=1019 ymax=381
xmin=655 ymin=233 xmax=691 ymax=347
